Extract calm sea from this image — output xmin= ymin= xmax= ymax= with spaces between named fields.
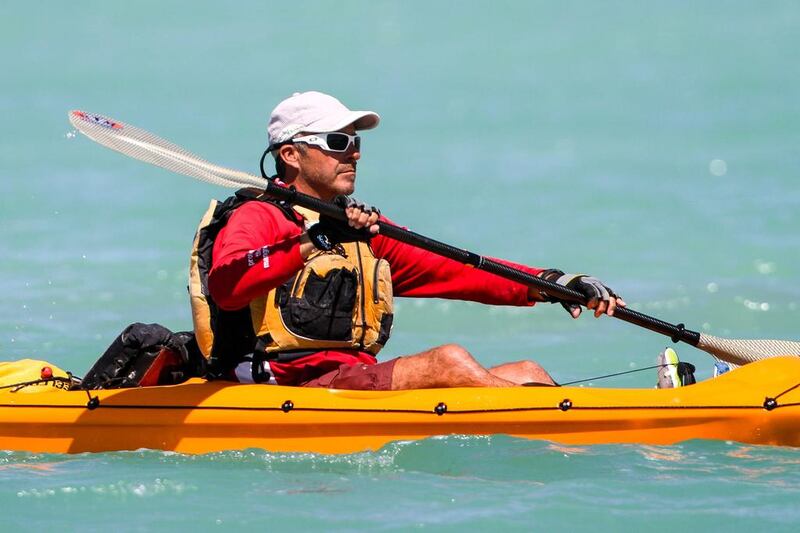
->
xmin=1 ymin=1 xmax=798 ymax=530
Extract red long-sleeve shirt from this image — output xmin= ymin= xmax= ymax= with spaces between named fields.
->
xmin=208 ymin=200 xmax=543 ymax=383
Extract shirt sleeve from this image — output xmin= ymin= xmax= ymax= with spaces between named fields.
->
xmin=208 ymin=201 xmax=305 ymax=311
xmin=371 ymin=216 xmax=544 ymax=307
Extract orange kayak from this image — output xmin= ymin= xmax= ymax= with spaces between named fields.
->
xmin=1 ymin=356 xmax=798 ymax=454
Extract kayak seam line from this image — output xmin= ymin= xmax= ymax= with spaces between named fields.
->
xmin=0 ymin=403 xmax=796 ymax=412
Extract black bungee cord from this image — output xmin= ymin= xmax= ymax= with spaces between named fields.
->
xmin=558 ymin=364 xmax=668 ymax=386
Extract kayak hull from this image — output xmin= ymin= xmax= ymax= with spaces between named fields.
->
xmin=2 ymin=356 xmax=799 ymax=454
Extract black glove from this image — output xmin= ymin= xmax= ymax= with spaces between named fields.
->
xmin=307 ymin=196 xmax=379 ymax=252
xmin=539 ymin=269 xmax=618 ymax=316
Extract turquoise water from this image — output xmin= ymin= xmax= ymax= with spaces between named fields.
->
xmin=3 ymin=439 xmax=800 ymax=530
xmin=1 ymin=0 xmax=799 ymax=529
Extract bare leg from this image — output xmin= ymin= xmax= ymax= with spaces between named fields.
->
xmin=391 ymin=344 xmax=550 ymax=390
xmin=489 ymin=361 xmax=556 ymax=386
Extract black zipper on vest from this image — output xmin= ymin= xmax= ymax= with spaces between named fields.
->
xmin=355 ymin=242 xmax=368 ymax=348
xmin=373 ymin=260 xmax=381 ymax=304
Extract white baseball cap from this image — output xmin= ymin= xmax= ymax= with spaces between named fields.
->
xmin=267 ymin=91 xmax=380 ymax=149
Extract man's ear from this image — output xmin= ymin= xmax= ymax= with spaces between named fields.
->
xmin=278 ymin=144 xmax=301 ymax=171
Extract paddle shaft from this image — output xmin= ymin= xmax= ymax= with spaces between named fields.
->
xmin=262 ymin=182 xmax=702 ymax=347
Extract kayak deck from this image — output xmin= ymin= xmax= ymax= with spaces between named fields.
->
xmin=1 ymin=356 xmax=799 ymax=454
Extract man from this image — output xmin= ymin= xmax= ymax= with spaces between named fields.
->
xmin=197 ymin=91 xmax=624 ymax=390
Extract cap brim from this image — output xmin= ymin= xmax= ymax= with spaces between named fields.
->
xmin=304 ymin=110 xmax=380 ymax=133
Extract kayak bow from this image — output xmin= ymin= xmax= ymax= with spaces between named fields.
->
xmin=1 ymin=356 xmax=799 ymax=454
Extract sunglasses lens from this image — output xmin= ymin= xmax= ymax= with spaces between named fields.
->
xmin=326 ymin=133 xmax=350 ymax=151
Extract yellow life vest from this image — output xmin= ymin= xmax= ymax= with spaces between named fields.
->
xmin=189 ymin=190 xmax=394 ymax=374
xmin=250 ymin=205 xmax=394 ymax=356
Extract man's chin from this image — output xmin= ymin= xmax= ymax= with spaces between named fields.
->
xmin=336 ymin=175 xmax=356 ymax=195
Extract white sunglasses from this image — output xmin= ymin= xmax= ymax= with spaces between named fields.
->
xmin=291 ymin=132 xmax=361 ymax=153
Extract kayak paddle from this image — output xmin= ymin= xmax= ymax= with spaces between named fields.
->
xmin=67 ymin=110 xmax=800 ymax=366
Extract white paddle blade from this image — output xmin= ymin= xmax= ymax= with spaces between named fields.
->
xmin=68 ymin=110 xmax=266 ymax=189
xmin=698 ymin=333 xmax=800 ymax=365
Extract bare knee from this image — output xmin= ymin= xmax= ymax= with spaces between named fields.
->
xmin=431 ymin=344 xmax=475 ymax=367
xmin=490 ymin=360 xmax=555 ymax=386
xmin=515 ymin=360 xmax=546 ymax=374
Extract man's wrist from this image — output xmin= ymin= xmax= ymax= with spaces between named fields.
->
xmin=299 ymin=232 xmax=315 ymax=260
xmin=528 ymin=286 xmax=548 ymax=303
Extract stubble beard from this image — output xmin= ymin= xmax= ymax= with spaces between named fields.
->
xmin=302 ymin=164 xmax=356 ymax=199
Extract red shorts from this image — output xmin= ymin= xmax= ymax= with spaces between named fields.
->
xmin=269 ymin=350 xmax=399 ymax=390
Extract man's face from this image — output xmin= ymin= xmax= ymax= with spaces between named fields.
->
xmin=295 ymin=124 xmax=361 ymax=200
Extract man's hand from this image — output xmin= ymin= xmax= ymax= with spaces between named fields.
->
xmin=341 ymin=196 xmax=380 ymax=236
xmin=301 ymin=197 xmax=380 ymax=256
xmin=533 ymin=269 xmax=626 ymax=319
